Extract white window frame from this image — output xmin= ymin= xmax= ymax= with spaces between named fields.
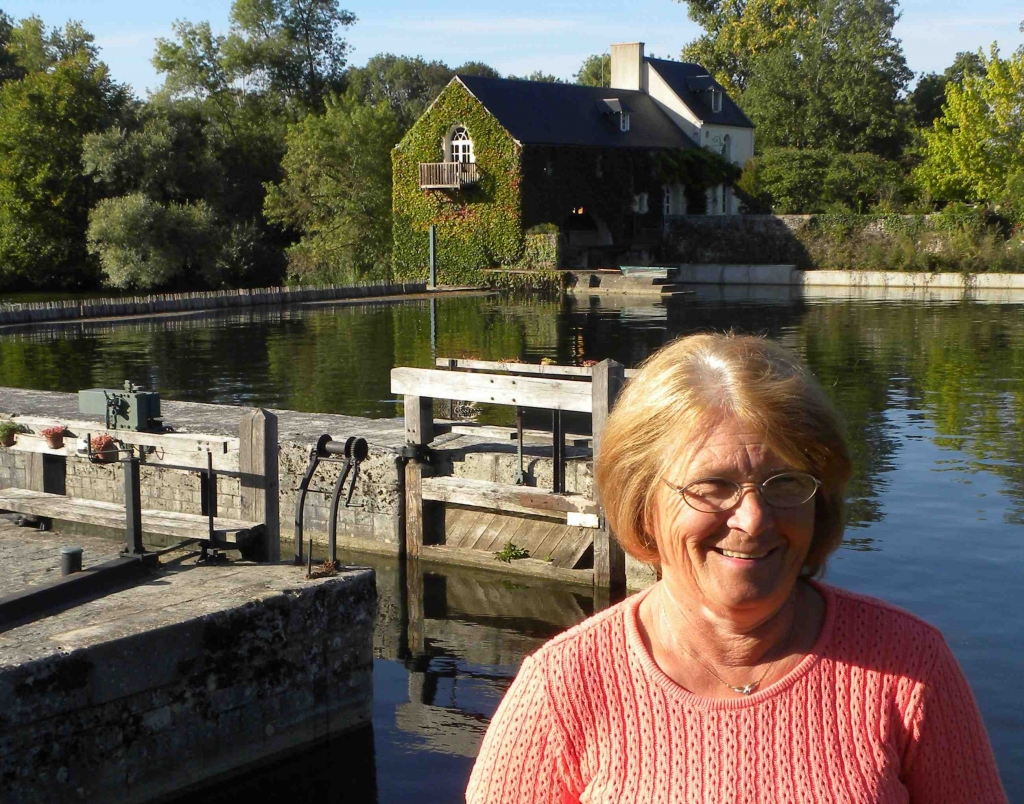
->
xmin=620 ymin=112 xmax=630 ymax=132
xmin=711 ymin=89 xmax=723 ymax=113
xmin=632 ymin=192 xmax=649 ymax=214
xmin=663 ymin=184 xmax=686 ymax=217
xmin=448 ymin=126 xmax=475 ymax=164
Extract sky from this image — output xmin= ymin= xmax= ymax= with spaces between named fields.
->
xmin=2 ymin=0 xmax=1022 ymax=98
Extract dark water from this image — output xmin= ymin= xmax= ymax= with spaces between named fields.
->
xmin=3 ymin=289 xmax=1023 ymax=800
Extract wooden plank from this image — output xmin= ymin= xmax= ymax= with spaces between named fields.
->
xmin=464 ymin=511 xmax=501 ymax=552
xmin=12 ymin=416 xmax=236 ymax=454
xmin=421 ymin=476 xmax=599 ymax=520
xmin=592 ymin=359 xmax=626 ymax=593
xmin=239 ymin=409 xmax=280 ymax=561
xmin=419 ymin=545 xmax=593 ymax=587
xmin=436 ymin=357 xmax=638 ymax=379
xmin=391 ymin=368 xmax=593 ymax=413
xmin=448 ymin=424 xmax=590 ymax=446
xmin=0 ymin=488 xmax=256 ymax=543
xmin=7 ymin=429 xmax=239 ymax=472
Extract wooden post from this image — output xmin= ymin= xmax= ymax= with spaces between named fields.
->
xmin=592 ymin=359 xmax=626 ymax=597
xmin=239 ymin=409 xmax=280 ymax=562
xmin=403 ymin=395 xmax=433 ymax=558
xmin=25 ymin=453 xmax=65 ymax=495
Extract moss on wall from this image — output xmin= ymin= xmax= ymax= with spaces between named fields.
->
xmin=392 ymin=81 xmax=523 ymax=285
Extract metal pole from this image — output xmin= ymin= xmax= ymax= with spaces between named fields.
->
xmin=124 ymin=452 xmax=144 ymax=555
xmin=428 ymin=225 xmax=437 ymax=289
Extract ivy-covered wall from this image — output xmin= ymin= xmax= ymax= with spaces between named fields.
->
xmin=392 ymin=81 xmax=523 ymax=285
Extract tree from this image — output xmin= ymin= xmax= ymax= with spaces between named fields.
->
xmin=737 ymin=0 xmax=912 ymax=157
xmin=454 ymin=61 xmax=501 ymax=79
xmin=154 ymin=0 xmax=356 ymax=115
xmin=344 ymin=54 xmax=454 ymax=129
xmin=0 ymin=48 xmax=124 ymax=288
xmin=909 ymin=52 xmax=986 ymax=128
xmin=915 ymin=44 xmax=1024 ymax=205
xmin=6 ymin=15 xmax=98 ymax=74
xmin=0 ymin=11 xmax=24 ymax=86
xmin=509 ymin=70 xmax=562 ymax=83
xmin=575 ymin=54 xmax=610 ymax=87
xmin=264 ymin=95 xmax=402 ymax=283
xmin=87 ymin=193 xmax=220 ymax=289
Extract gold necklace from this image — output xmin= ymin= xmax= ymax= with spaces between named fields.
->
xmin=657 ymin=584 xmax=797 ymax=696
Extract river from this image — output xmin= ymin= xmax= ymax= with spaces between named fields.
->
xmin=1 ymin=288 xmax=1021 ymax=800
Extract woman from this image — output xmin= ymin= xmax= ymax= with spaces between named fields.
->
xmin=467 ymin=333 xmax=1007 ymax=803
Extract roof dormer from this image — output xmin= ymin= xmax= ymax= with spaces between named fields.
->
xmin=597 ymin=98 xmax=630 ymax=133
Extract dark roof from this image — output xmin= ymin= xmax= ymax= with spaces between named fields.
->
xmin=454 ymin=74 xmax=696 ymax=150
xmin=646 ymin=59 xmax=754 ymax=129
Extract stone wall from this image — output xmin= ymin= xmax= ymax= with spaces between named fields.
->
xmin=666 ymin=214 xmax=815 ymax=267
xmin=0 ymin=556 xmax=376 ymax=803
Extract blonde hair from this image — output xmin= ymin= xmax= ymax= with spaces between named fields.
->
xmin=595 ymin=333 xmax=851 ymax=576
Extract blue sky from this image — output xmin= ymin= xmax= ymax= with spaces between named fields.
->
xmin=3 ymin=0 xmax=1022 ymax=97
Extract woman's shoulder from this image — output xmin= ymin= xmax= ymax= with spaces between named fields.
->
xmin=818 ymin=582 xmax=951 ymax=678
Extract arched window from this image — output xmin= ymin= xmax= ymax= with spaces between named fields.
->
xmin=449 ymin=127 xmax=474 ymax=164
xmin=722 ymin=134 xmax=731 ymax=162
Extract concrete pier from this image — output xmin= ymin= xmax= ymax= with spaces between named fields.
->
xmin=0 ymin=521 xmax=376 ymax=803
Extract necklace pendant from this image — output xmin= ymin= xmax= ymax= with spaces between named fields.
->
xmin=733 ymin=683 xmax=757 ymax=695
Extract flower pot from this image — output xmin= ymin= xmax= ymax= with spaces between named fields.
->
xmin=91 ymin=448 xmax=117 ymax=464
xmin=45 ymin=434 xmax=65 ymax=450
xmin=0 ymin=432 xmax=14 ymax=448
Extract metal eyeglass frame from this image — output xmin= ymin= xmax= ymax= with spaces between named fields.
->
xmin=662 ymin=472 xmax=822 ymax=513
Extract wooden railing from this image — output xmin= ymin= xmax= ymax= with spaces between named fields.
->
xmin=418 ymin=162 xmax=480 ymax=189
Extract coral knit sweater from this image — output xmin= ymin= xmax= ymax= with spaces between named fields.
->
xmin=466 ymin=582 xmax=1007 ymax=804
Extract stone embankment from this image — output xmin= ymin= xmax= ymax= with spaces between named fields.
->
xmin=0 ymin=521 xmax=376 ymax=803
xmin=0 ymin=282 xmax=428 ymax=327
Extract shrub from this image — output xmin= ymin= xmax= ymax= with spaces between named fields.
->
xmin=87 ymin=193 xmax=220 ymax=290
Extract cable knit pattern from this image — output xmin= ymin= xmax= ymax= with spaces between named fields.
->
xmin=466 ymin=582 xmax=1007 ymax=804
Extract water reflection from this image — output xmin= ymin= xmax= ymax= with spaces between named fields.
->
xmin=4 ymin=290 xmax=1024 ymax=799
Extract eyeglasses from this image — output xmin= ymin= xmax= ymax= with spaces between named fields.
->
xmin=663 ymin=472 xmax=822 ymax=513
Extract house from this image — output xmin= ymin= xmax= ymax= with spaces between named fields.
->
xmin=392 ymin=42 xmax=754 ymax=278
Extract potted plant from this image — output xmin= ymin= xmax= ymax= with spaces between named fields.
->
xmin=0 ymin=421 xmax=16 ymax=448
xmin=41 ymin=424 xmax=67 ymax=450
xmin=90 ymin=433 xmax=118 ymax=463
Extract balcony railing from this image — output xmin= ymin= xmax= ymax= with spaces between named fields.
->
xmin=418 ymin=162 xmax=480 ymax=190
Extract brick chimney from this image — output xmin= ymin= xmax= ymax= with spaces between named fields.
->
xmin=610 ymin=42 xmax=645 ymax=91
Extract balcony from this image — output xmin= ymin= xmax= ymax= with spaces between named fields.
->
xmin=418 ymin=162 xmax=480 ymax=190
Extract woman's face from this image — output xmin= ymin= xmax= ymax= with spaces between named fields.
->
xmin=650 ymin=416 xmax=816 ymax=623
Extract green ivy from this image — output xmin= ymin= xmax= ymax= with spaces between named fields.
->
xmin=392 ymin=80 xmax=523 ymax=285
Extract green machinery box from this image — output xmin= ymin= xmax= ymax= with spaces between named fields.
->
xmin=78 ymin=382 xmax=163 ymax=432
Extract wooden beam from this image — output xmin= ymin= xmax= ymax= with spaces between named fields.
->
xmin=592 ymin=359 xmax=626 ymax=594
xmin=391 ymin=367 xmax=593 ymax=413
xmin=435 ymin=357 xmax=637 ymax=379
xmin=421 ymin=476 xmax=599 ymax=524
xmin=239 ymin=409 xmax=280 ymax=561
xmin=419 ymin=545 xmax=594 ymax=587
xmin=0 ymin=487 xmax=255 ymax=543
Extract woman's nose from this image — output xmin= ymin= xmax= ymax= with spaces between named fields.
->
xmin=727 ymin=486 xmax=774 ymax=534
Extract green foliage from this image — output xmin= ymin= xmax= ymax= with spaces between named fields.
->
xmin=749 ymin=148 xmax=906 ymax=213
xmin=508 ymin=71 xmax=563 ymax=83
xmin=344 ymin=53 xmax=455 ymax=129
xmin=0 ymin=421 xmax=17 ymax=440
xmin=915 ymin=44 xmax=1024 ymax=206
xmin=736 ymin=0 xmax=911 ymax=157
xmin=265 ymin=95 xmax=402 ymax=284
xmin=575 ymin=54 xmax=610 ymax=87
xmin=654 ymin=148 xmax=741 ymax=192
xmin=154 ymin=0 xmax=355 ymax=115
xmin=0 ymin=50 xmax=124 ymax=289
xmin=0 ymin=12 xmax=22 ymax=86
xmin=87 ymin=193 xmax=220 ymax=289
xmin=493 ymin=541 xmax=530 ymax=562
xmin=797 ymin=212 xmax=1024 ymax=273
xmin=909 ymin=52 xmax=987 ymax=129
xmin=392 ymin=80 xmax=523 ymax=284
xmin=511 ymin=233 xmax=561 ymax=270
